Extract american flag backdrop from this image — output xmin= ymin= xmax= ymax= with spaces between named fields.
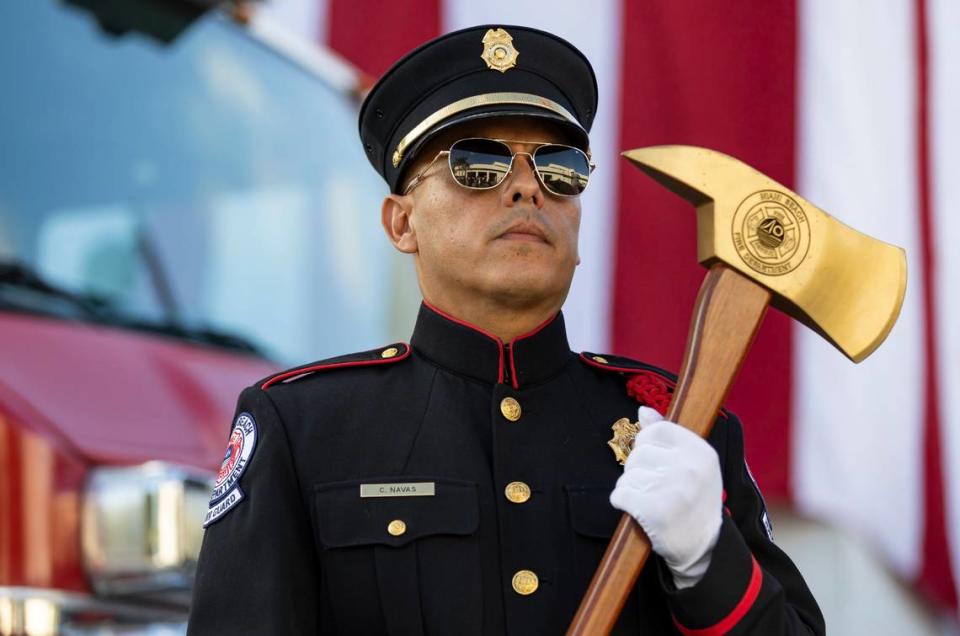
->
xmin=260 ymin=0 xmax=960 ymax=619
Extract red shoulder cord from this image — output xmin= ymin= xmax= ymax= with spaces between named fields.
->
xmin=625 ymin=371 xmax=672 ymax=416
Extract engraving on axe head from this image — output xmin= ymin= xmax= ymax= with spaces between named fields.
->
xmin=622 ymin=145 xmax=907 ymax=363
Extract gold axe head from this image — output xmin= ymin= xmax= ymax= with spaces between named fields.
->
xmin=623 ymin=145 xmax=907 ymax=363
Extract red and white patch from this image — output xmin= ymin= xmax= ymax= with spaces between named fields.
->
xmin=217 ymin=428 xmax=245 ymax=484
xmin=204 ymin=412 xmax=257 ymax=527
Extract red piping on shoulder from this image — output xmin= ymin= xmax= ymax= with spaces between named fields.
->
xmin=423 ymin=299 xmax=504 ymax=383
xmin=579 ymin=353 xmax=728 ymax=420
xmin=260 ymin=345 xmax=411 ymax=390
xmin=671 ymin=556 xmax=763 ymax=636
xmin=577 ymin=353 xmax=677 ymax=387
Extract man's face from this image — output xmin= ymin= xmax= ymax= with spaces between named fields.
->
xmin=389 ymin=117 xmax=584 ymax=311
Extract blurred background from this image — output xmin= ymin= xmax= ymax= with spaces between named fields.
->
xmin=0 ymin=0 xmax=957 ymax=633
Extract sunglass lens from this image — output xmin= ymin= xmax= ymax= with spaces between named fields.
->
xmin=448 ymin=139 xmax=513 ymax=189
xmin=533 ymin=145 xmax=591 ymax=196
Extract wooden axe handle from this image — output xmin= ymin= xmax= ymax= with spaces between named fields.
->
xmin=567 ymin=264 xmax=772 ymax=635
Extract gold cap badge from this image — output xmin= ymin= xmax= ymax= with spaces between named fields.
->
xmin=608 ymin=417 xmax=640 ymax=466
xmin=481 ymin=28 xmax=518 ymax=73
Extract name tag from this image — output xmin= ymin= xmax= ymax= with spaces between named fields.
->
xmin=360 ymin=482 xmax=436 ymax=498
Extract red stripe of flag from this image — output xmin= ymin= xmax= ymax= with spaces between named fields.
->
xmin=613 ymin=1 xmax=797 ymax=500
xmin=914 ymin=0 xmax=957 ymax=610
xmin=326 ymin=0 xmax=441 ymax=79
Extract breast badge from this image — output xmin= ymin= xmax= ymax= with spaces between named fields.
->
xmin=608 ymin=417 xmax=640 ymax=466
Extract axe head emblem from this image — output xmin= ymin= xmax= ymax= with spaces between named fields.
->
xmin=623 ymin=145 xmax=907 ymax=363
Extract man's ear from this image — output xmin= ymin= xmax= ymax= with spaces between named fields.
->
xmin=381 ymin=193 xmax=418 ymax=254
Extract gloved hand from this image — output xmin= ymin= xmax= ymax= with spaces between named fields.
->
xmin=609 ymin=406 xmax=723 ymax=590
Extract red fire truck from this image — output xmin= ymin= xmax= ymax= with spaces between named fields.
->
xmin=0 ymin=2 xmax=411 ymax=632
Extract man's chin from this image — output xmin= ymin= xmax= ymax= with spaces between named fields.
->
xmin=482 ymin=268 xmax=572 ymax=303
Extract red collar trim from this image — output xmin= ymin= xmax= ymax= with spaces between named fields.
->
xmin=507 ymin=313 xmax=558 ymax=390
xmin=422 ymin=299 xmax=560 ymax=389
xmin=421 ymin=299 xmax=503 ymax=345
xmin=422 ymin=299 xmax=505 ymax=383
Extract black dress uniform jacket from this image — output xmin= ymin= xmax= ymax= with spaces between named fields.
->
xmin=188 ymin=303 xmax=825 ymax=635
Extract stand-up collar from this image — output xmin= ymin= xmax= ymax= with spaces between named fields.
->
xmin=410 ymin=301 xmax=571 ymax=389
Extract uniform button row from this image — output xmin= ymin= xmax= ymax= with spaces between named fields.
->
xmin=504 ymin=481 xmax=531 ymax=504
xmin=512 ymin=569 xmax=539 ymax=595
xmin=389 ymin=527 xmax=538 ymax=595
xmin=500 ymin=397 xmax=521 ymax=421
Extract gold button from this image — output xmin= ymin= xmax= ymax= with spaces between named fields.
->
xmin=387 ymin=519 xmax=406 ymax=536
xmin=505 ymin=481 xmax=531 ymax=504
xmin=381 ymin=347 xmax=399 ymax=359
xmin=512 ymin=570 xmax=539 ymax=595
xmin=500 ymin=397 xmax=522 ymax=421
xmin=592 ymin=355 xmax=608 ymax=364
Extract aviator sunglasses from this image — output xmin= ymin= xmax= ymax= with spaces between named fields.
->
xmin=403 ymin=137 xmax=596 ymax=197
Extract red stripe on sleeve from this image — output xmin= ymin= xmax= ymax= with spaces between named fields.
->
xmin=671 ymin=556 xmax=763 ymax=636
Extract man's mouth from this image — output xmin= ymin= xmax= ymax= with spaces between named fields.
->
xmin=498 ymin=222 xmax=550 ymax=244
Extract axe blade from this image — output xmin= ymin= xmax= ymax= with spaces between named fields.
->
xmin=622 ymin=145 xmax=907 ymax=363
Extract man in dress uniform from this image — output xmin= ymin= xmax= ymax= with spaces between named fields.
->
xmin=188 ymin=25 xmax=824 ymax=635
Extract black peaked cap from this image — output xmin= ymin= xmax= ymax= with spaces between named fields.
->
xmin=359 ymin=25 xmax=599 ymax=193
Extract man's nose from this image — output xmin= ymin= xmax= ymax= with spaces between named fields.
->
xmin=501 ymin=154 xmax=544 ymax=208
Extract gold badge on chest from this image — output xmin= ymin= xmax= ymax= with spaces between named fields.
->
xmin=481 ymin=28 xmax=519 ymax=72
xmin=608 ymin=417 xmax=640 ymax=466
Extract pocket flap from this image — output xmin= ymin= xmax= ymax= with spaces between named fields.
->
xmin=565 ymin=485 xmax=621 ymax=539
xmin=314 ymin=477 xmax=479 ymax=548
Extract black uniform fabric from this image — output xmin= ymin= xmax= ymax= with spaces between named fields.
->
xmin=188 ymin=303 xmax=825 ymax=635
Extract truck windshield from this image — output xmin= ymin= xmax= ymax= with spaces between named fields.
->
xmin=0 ymin=1 xmax=413 ymax=363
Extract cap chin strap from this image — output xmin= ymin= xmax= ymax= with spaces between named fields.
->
xmin=392 ymin=92 xmax=583 ymax=168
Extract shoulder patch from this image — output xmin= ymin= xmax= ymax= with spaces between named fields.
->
xmin=259 ymin=343 xmax=411 ymax=390
xmin=204 ymin=412 xmax=258 ymax=527
xmin=745 ymin=460 xmax=775 ymax=541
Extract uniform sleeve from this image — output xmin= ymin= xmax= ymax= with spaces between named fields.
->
xmin=656 ymin=412 xmax=825 ymax=635
xmin=187 ymin=386 xmax=321 ymax=635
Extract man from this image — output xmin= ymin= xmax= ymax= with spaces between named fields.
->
xmin=188 ymin=25 xmax=824 ymax=635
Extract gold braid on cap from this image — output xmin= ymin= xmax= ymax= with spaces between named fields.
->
xmin=391 ymin=92 xmax=583 ymax=168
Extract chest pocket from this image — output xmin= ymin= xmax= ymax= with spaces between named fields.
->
xmin=564 ymin=484 xmax=644 ymax=636
xmin=565 ymin=485 xmax=652 ymax=635
xmin=566 ymin=485 xmax=621 ymax=539
xmin=565 ymin=485 xmax=621 ymax=589
xmin=314 ymin=477 xmax=482 ymax=636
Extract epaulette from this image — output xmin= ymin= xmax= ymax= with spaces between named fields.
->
xmin=579 ymin=351 xmax=728 ymax=420
xmin=579 ymin=351 xmax=678 ymax=382
xmin=259 ymin=343 xmax=411 ymax=390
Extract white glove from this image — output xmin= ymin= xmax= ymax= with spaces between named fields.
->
xmin=609 ymin=406 xmax=723 ymax=590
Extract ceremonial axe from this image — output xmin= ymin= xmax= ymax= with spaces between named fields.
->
xmin=568 ymin=145 xmax=907 ymax=634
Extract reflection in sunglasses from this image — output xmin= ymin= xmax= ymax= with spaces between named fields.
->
xmin=404 ymin=137 xmax=595 ymax=196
